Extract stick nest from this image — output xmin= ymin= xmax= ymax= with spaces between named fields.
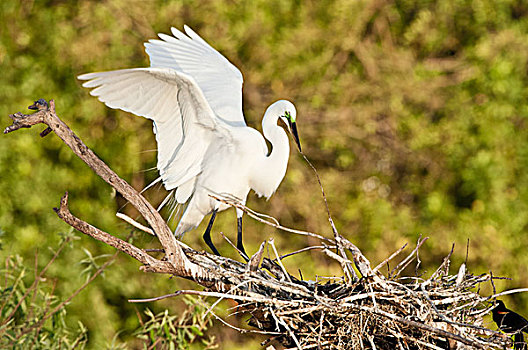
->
xmin=204 ymin=236 xmax=509 ymax=350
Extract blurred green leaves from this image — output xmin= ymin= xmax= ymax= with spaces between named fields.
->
xmin=134 ymin=297 xmax=216 ymax=350
xmin=0 ymin=250 xmax=89 ymax=349
xmin=2 ymin=0 xmax=528 ymax=347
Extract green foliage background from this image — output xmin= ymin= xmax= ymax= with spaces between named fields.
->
xmin=2 ymin=0 xmax=528 ymax=348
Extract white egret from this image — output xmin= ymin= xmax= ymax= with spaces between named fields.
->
xmin=78 ymin=25 xmax=301 ymax=258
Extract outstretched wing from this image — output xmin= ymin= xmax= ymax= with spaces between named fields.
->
xmin=145 ymin=25 xmax=245 ymax=126
xmin=78 ymin=67 xmax=233 ymax=203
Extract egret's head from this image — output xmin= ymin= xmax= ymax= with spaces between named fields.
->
xmin=269 ymin=100 xmax=301 ymax=152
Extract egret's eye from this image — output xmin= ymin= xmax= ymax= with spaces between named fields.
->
xmin=284 ymin=111 xmax=292 ymax=120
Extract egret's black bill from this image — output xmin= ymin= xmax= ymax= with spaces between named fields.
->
xmin=290 ymin=121 xmax=301 ymax=152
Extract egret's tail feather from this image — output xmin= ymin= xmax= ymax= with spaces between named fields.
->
xmin=157 ymin=190 xmax=174 ymax=211
xmin=167 ymin=197 xmax=182 ymax=223
xmin=162 ymin=191 xmax=188 ymax=238
xmin=174 ymin=221 xmax=195 ymax=239
xmin=149 ymin=190 xmax=186 ymax=237
xmin=141 ymin=176 xmax=163 ymax=194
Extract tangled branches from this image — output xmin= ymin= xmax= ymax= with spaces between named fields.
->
xmin=208 ymin=237 xmax=506 ymax=349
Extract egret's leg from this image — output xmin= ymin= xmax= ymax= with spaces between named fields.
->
xmin=236 ymin=209 xmax=249 ymax=261
xmin=203 ymin=209 xmax=220 ymax=256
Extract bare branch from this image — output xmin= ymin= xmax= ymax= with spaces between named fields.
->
xmin=116 ymin=212 xmax=155 ymax=236
xmin=373 ymin=243 xmax=407 ymax=273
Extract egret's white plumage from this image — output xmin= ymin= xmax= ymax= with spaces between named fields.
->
xmin=78 ymin=25 xmax=300 ymax=256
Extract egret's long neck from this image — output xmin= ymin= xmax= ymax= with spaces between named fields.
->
xmin=263 ymin=116 xmax=290 ymax=167
xmin=252 ymin=114 xmax=290 ymax=198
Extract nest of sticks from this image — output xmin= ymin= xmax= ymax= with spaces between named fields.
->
xmin=201 ymin=231 xmax=510 ymax=349
xmin=135 ymin=195 xmax=510 ymax=350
